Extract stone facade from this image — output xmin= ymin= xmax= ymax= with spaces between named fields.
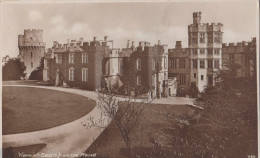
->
xmin=168 ymin=41 xmax=190 ymax=95
xmin=222 ymin=38 xmax=256 ymax=79
xmin=18 ymin=29 xmax=46 ymax=78
xmin=44 ymin=38 xmax=169 ymax=98
xmin=168 ymin=12 xmax=223 ymax=94
xmin=188 ymin=12 xmax=223 ymax=92
xmin=119 ymin=41 xmax=168 ymax=98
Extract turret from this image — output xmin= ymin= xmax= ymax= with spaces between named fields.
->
xmin=193 ymin=11 xmax=201 ymax=24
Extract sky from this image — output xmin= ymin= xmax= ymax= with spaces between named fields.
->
xmin=0 ymin=0 xmax=258 ymax=57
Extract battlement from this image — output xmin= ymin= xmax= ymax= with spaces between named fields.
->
xmin=24 ymin=29 xmax=43 ymax=33
xmin=193 ymin=11 xmax=202 ymax=17
xmin=222 ymin=40 xmax=251 ymax=48
xmin=209 ymin=22 xmax=223 ymax=26
xmin=18 ymin=29 xmax=45 ymax=46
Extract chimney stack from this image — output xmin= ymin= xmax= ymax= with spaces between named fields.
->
xmin=131 ymin=41 xmax=135 ymax=48
xmin=175 ymin=41 xmax=182 ymax=49
xmin=158 ymin=40 xmax=161 ymax=45
xmin=93 ymin=36 xmax=96 ymax=41
xmin=104 ymin=36 xmax=108 ymax=41
xmin=127 ymin=40 xmax=130 ymax=48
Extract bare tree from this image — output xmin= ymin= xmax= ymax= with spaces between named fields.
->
xmin=83 ymin=89 xmax=153 ymax=157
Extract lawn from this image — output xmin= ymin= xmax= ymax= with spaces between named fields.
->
xmin=3 ymin=86 xmax=96 ymax=135
xmin=86 ymin=103 xmax=194 ymax=158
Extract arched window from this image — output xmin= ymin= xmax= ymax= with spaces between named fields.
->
xmin=69 ymin=67 xmax=75 ymax=81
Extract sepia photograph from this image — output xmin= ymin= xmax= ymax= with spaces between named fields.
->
xmin=0 ymin=0 xmax=259 ymax=158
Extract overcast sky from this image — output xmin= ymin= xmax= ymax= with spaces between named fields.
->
xmin=0 ymin=0 xmax=258 ymax=57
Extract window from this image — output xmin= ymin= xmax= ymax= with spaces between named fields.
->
xmin=214 ymin=49 xmax=220 ymax=55
xmin=152 ymin=59 xmax=156 ymax=70
xmin=137 ymin=75 xmax=141 ymax=85
xmin=200 ymin=33 xmax=205 ymax=43
xmin=193 ymin=49 xmax=198 ymax=55
xmin=152 ymin=75 xmax=156 ymax=86
xmin=31 ymin=52 xmax=33 ymax=58
xmin=192 ymin=59 xmax=197 ymax=69
xmin=207 ymin=48 xmax=213 ymax=55
xmin=69 ymin=67 xmax=74 ymax=81
xmin=55 ymin=54 xmax=62 ymax=64
xmin=200 ymin=49 xmax=205 ymax=54
xmin=179 ymin=74 xmax=186 ymax=85
xmin=208 ymin=33 xmax=213 ymax=43
xmin=31 ymin=62 xmax=33 ymax=68
xmin=194 ymin=73 xmax=196 ymax=78
xmin=82 ymin=53 xmax=88 ymax=64
xmin=164 ymin=57 xmax=167 ymax=69
xmin=201 ymin=75 xmax=204 ymax=81
xmin=170 ymin=58 xmax=177 ymax=69
xmin=69 ymin=53 xmax=74 ymax=64
xmin=82 ymin=68 xmax=88 ymax=82
xmin=208 ymin=59 xmax=213 ymax=68
xmin=200 ymin=60 xmax=205 ymax=68
xmin=214 ymin=59 xmax=220 ymax=69
xmin=136 ymin=58 xmax=141 ymax=70
xmin=192 ymin=32 xmax=198 ymax=44
xmin=179 ymin=58 xmax=186 ymax=69
xmin=214 ymin=32 xmax=222 ymax=43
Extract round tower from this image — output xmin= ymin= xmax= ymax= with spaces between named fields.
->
xmin=18 ymin=29 xmax=46 ymax=79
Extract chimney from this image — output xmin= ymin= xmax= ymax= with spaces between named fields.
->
xmin=131 ymin=41 xmax=135 ymax=48
xmin=229 ymin=43 xmax=234 ymax=46
xmin=104 ymin=36 xmax=108 ymax=41
xmin=158 ymin=40 xmax=161 ymax=45
xmin=127 ymin=40 xmax=130 ymax=48
xmin=139 ymin=42 xmax=144 ymax=51
xmin=93 ymin=36 xmax=96 ymax=41
xmin=175 ymin=41 xmax=182 ymax=49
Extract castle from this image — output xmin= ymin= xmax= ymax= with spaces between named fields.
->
xmin=19 ymin=12 xmax=256 ymax=97
xmin=169 ymin=11 xmax=223 ymax=93
xmin=43 ymin=37 xmax=169 ymax=98
xmin=18 ymin=29 xmax=46 ymax=78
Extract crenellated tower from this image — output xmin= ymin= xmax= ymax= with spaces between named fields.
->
xmin=188 ymin=12 xmax=223 ymax=92
xmin=18 ymin=29 xmax=46 ymax=78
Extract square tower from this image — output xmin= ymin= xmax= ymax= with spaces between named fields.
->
xmin=188 ymin=12 xmax=223 ymax=92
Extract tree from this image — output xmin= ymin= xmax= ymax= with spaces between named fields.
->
xmin=83 ymin=90 xmax=151 ymax=158
xmin=29 ymin=57 xmax=44 ymax=80
xmin=2 ymin=56 xmax=26 ymax=81
xmin=153 ymin=63 xmax=257 ymax=158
